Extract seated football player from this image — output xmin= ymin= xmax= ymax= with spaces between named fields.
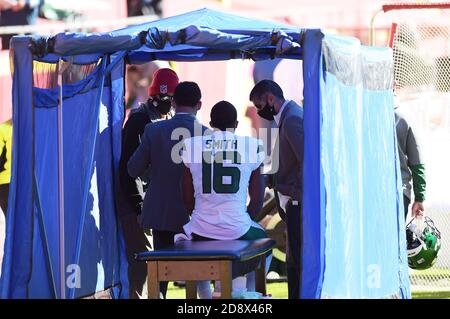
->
xmin=180 ymin=100 xmax=272 ymax=298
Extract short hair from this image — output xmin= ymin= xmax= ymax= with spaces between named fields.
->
xmin=174 ymin=81 xmax=202 ymax=107
xmin=210 ymin=100 xmax=237 ymax=131
xmin=249 ymin=79 xmax=284 ymax=101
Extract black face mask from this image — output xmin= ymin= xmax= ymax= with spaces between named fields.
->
xmin=257 ymin=101 xmax=276 ymax=121
xmin=152 ymin=96 xmax=172 ymax=115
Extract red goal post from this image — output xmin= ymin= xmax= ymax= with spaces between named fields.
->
xmin=370 ymin=2 xmax=450 ymax=46
xmin=369 ymin=2 xmax=450 ymax=94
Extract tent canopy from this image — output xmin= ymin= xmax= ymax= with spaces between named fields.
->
xmin=30 ymin=8 xmax=303 ymax=64
xmin=0 ymin=8 xmax=409 ymax=299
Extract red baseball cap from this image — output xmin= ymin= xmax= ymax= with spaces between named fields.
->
xmin=148 ymin=68 xmax=179 ymax=96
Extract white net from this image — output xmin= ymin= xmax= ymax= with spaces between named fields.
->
xmin=375 ymin=3 xmax=450 ymax=291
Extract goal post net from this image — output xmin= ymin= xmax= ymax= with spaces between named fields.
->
xmin=371 ymin=2 xmax=450 ymax=291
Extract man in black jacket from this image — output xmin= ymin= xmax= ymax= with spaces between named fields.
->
xmin=117 ymin=68 xmax=179 ymax=299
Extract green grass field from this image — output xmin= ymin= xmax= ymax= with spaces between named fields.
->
xmin=412 ymin=290 xmax=450 ymax=299
xmin=409 ymin=268 xmax=450 ymax=278
xmin=167 ymin=282 xmax=289 ymax=299
xmin=166 ymin=282 xmax=450 ymax=299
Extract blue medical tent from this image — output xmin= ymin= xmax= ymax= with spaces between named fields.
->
xmin=0 ymin=8 xmax=410 ymax=299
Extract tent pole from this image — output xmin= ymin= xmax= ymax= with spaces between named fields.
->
xmin=57 ymin=60 xmax=65 ymax=299
xmin=57 ymin=58 xmax=66 ymax=299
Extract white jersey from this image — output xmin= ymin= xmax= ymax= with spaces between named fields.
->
xmin=181 ymin=130 xmax=265 ymax=240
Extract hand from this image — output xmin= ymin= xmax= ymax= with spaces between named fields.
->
xmin=411 ymin=201 xmax=425 ymax=218
xmin=11 ymin=1 xmax=25 ymax=11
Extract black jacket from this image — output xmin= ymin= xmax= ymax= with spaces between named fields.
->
xmin=118 ymin=103 xmax=161 ymax=214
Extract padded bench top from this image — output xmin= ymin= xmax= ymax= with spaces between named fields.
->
xmin=135 ymin=238 xmax=276 ymax=262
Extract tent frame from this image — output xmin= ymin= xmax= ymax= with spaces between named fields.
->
xmin=1 ymin=8 xmax=409 ymax=299
xmin=2 ymin=8 xmax=325 ymax=299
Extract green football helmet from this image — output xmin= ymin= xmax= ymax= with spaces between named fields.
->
xmin=406 ymin=216 xmax=441 ymax=270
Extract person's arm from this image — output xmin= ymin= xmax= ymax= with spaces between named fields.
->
xmin=128 ymin=122 xmax=152 ymax=179
xmin=405 ymin=125 xmax=426 ymax=217
xmin=411 ymin=165 xmax=426 ymax=218
xmin=119 ymin=114 xmax=148 ymax=214
xmin=283 ymin=114 xmax=304 ymax=164
xmin=182 ymin=165 xmax=195 ymax=214
xmin=411 ymin=165 xmax=426 ymax=202
xmin=247 ymin=166 xmax=265 ymax=219
xmin=278 ymin=114 xmax=303 ymax=199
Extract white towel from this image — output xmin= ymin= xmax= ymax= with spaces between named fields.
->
xmin=174 ymin=222 xmax=193 ymax=243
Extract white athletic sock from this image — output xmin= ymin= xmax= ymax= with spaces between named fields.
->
xmin=232 ymin=276 xmax=247 ymax=292
xmin=197 ymin=280 xmax=212 ymax=299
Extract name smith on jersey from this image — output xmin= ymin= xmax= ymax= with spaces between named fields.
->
xmin=204 ymin=139 xmax=238 ymax=150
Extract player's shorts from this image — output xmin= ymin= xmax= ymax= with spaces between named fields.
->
xmin=238 ymin=221 xmax=268 ymax=240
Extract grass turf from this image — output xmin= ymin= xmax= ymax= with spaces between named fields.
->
xmin=166 ymin=282 xmax=450 ymax=299
xmin=167 ymin=282 xmax=288 ymax=299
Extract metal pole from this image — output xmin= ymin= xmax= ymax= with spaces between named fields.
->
xmin=57 ymin=58 xmax=67 ymax=299
xmin=369 ymin=9 xmax=383 ymax=46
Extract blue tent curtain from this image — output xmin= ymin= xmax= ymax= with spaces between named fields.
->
xmin=301 ymin=29 xmax=326 ymax=299
xmin=1 ymin=42 xmax=128 ymax=298
xmin=108 ymin=53 xmax=129 ymax=299
xmin=0 ymin=37 xmax=34 ymax=299
xmin=319 ymin=35 xmax=410 ymax=298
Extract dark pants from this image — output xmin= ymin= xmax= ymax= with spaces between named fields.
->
xmin=118 ymin=212 xmax=151 ymax=299
xmin=0 ymin=183 xmax=9 ymax=216
xmin=152 ymin=230 xmax=176 ymax=298
xmin=285 ymin=201 xmax=302 ymax=299
xmin=404 ymin=195 xmax=415 ymax=244
xmin=192 ymin=225 xmax=268 ymax=241
xmin=403 ymin=195 xmax=410 ymax=219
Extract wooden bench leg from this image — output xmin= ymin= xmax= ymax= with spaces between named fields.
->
xmin=255 ymin=256 xmax=266 ymax=295
xmin=219 ymin=261 xmax=232 ymax=299
xmin=147 ymin=261 xmax=160 ymax=299
xmin=185 ymin=281 xmax=197 ymax=299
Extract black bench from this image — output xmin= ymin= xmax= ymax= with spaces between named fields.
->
xmin=135 ymin=238 xmax=276 ymax=299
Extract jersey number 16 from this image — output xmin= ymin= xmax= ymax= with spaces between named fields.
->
xmin=202 ymin=151 xmax=241 ymax=194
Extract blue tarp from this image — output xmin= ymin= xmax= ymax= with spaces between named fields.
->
xmin=0 ymin=8 xmax=408 ymax=299
xmin=1 ymin=39 xmax=128 ymax=299
xmin=319 ymin=35 xmax=410 ymax=298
